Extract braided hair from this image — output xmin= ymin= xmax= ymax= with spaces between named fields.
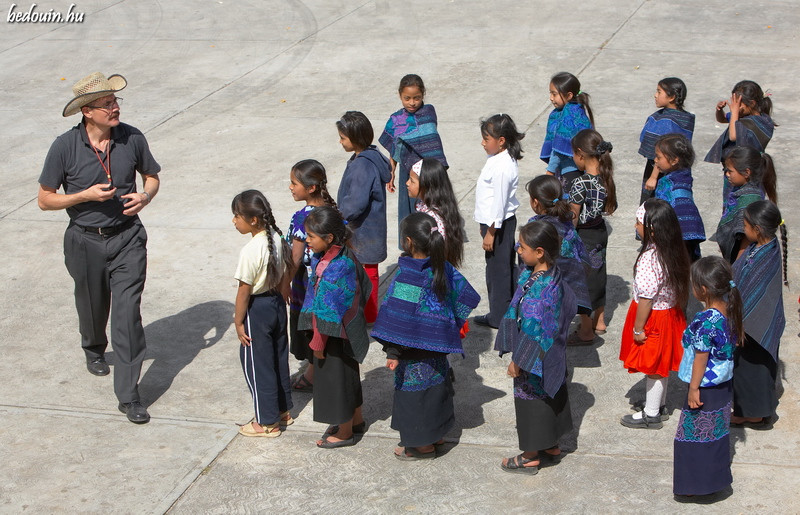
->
xmin=231 ymin=190 xmax=293 ymax=291
xmin=291 ymin=159 xmax=337 ymax=208
xmin=743 ymin=200 xmax=789 ymax=286
xmin=657 ymin=77 xmax=688 ymax=111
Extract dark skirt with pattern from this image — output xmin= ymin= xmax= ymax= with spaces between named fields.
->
xmin=514 ymin=372 xmax=573 ymax=452
xmin=577 ymin=222 xmax=608 ymax=310
xmin=391 ymin=356 xmax=455 ymax=448
xmin=733 ymin=336 xmax=778 ymax=418
xmin=312 ymin=337 xmax=363 ymax=424
xmin=673 ymin=380 xmax=733 ymax=496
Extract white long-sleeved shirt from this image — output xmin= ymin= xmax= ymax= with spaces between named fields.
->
xmin=473 ymin=149 xmax=519 ymax=227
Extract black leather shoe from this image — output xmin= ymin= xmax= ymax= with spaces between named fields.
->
xmin=86 ymin=356 xmax=110 ymax=376
xmin=118 ymin=401 xmax=150 ymax=424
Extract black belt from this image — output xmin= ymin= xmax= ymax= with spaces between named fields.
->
xmin=75 ymin=217 xmax=135 ymax=236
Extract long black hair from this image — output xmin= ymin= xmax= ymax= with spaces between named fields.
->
xmin=417 ymin=158 xmax=465 ymax=267
xmin=732 ymin=80 xmax=774 ymax=119
xmin=690 ymin=256 xmax=744 ymax=347
xmin=401 ymin=212 xmax=448 ymax=300
xmin=550 ymin=71 xmax=595 ymax=126
xmin=636 ymin=199 xmax=690 ymax=307
xmin=480 ymin=113 xmax=525 ymax=161
xmin=231 ymin=190 xmax=293 ymax=291
xmin=654 ymin=133 xmax=695 ymax=171
xmin=304 ymin=205 xmax=351 ymax=249
xmin=291 ymin=159 xmax=337 ymax=208
xmin=526 ymin=175 xmax=573 ymax=222
xmin=743 ymin=200 xmax=788 ymax=286
xmin=519 ymin=220 xmax=560 ymax=268
xmin=571 ymin=129 xmax=617 ymax=215
xmin=722 ymin=146 xmax=777 ymax=204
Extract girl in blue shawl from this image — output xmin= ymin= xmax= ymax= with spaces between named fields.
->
xmin=299 ymin=207 xmax=372 ymax=449
xmin=731 ymin=201 xmax=788 ymax=427
xmin=495 ymin=220 xmax=577 ymax=474
xmin=372 ymin=213 xmax=480 ymax=460
xmin=540 ymin=72 xmax=594 ymax=192
xmin=652 ymin=134 xmax=706 ymax=262
xmin=379 ymin=74 xmax=448 ymax=244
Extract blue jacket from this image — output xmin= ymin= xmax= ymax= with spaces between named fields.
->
xmin=337 ymin=146 xmax=392 ymax=264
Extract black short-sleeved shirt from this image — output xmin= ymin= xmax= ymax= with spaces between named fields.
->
xmin=39 ymin=121 xmax=161 ymax=227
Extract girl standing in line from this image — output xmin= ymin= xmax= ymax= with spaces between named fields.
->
xmin=651 ymin=134 xmax=706 ymax=262
xmin=232 ymin=190 xmax=294 ymax=437
xmin=704 ymin=80 xmax=776 ymax=199
xmin=673 ymin=256 xmax=741 ymax=497
xmin=731 ymin=200 xmax=787 ymax=427
xmin=526 ymin=175 xmax=593 ymax=343
xmin=406 ymin=158 xmax=466 ymax=267
xmin=286 ymin=159 xmax=337 ymax=393
xmin=371 ymin=213 xmax=480 ymax=460
xmin=619 ymin=200 xmax=689 ymax=429
xmin=495 ymin=220 xmax=577 ymax=474
xmin=638 ymin=77 xmax=695 ymax=205
xmin=714 ymin=146 xmax=777 ymax=263
xmin=569 ymin=129 xmax=617 ymax=339
xmin=473 ymin=114 xmax=524 ymax=329
xmin=336 ymin=111 xmax=392 ymax=324
xmin=540 ymin=72 xmax=594 ymax=191
xmin=379 ymin=74 xmax=448 ymax=241
xmin=299 ymin=206 xmax=372 ymax=448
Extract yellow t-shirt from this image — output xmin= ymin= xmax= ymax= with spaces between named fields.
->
xmin=234 ymin=230 xmax=283 ymax=295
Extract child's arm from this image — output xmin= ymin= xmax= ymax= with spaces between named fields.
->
xmin=234 ymin=281 xmax=253 ymax=346
xmin=482 ymin=226 xmax=496 ymax=251
xmin=688 ymin=350 xmax=710 ymax=408
xmin=645 ymin=168 xmax=660 ymax=192
xmin=507 ymin=360 xmax=521 ymax=378
xmin=309 ymin=316 xmax=329 ymax=359
xmin=387 ymin=157 xmax=397 ymax=193
xmin=727 ymin=93 xmax=742 ymax=142
xmin=632 ymin=298 xmax=653 ymax=343
xmin=715 ymin=100 xmax=728 ymax=124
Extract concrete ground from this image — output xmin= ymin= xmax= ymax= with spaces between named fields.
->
xmin=1 ymin=0 xmax=799 ymax=512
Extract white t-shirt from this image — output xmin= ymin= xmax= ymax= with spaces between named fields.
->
xmin=234 ymin=230 xmax=284 ymax=295
xmin=473 ymin=149 xmax=519 ymax=227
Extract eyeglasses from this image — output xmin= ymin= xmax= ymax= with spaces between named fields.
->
xmin=85 ymin=97 xmax=122 ymax=111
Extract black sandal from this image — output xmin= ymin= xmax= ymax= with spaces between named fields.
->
xmin=324 ymin=421 xmax=366 ymax=436
xmin=291 ymin=374 xmax=313 ymax=393
xmin=500 ymin=453 xmax=539 ymax=474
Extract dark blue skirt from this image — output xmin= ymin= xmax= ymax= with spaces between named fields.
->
xmin=673 ymin=380 xmax=733 ymax=495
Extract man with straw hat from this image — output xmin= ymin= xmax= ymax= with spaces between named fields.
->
xmin=38 ymin=72 xmax=161 ymax=424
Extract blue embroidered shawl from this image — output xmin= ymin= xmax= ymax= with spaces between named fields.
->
xmin=378 ymin=104 xmax=448 ymax=175
xmin=732 ymin=239 xmax=785 ymax=361
xmin=654 ymin=168 xmax=706 ymax=242
xmin=371 ymin=256 xmax=480 ymax=354
xmin=298 ymin=245 xmax=372 ymax=363
xmin=495 ymin=267 xmax=578 ymax=398
xmin=712 ymin=181 xmax=763 ymax=261
xmin=528 ymin=214 xmax=593 ymax=312
xmin=540 ymin=102 xmax=592 ymax=162
xmin=704 ymin=112 xmax=774 ymax=164
xmin=638 ymin=108 xmax=695 ymax=160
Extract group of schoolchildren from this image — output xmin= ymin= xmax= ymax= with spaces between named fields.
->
xmin=230 ymin=72 xmax=787 ymax=498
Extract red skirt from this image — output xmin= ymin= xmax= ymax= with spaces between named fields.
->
xmin=619 ymin=300 xmax=686 ymax=377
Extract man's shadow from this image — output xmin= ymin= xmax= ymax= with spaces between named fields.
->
xmin=135 ymin=300 xmax=233 ymax=406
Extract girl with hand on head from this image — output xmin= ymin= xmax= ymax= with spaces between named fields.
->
xmin=568 ymin=129 xmax=617 ymax=339
xmin=495 ymin=220 xmax=578 ymax=474
xmin=336 ymin=111 xmax=392 ymax=324
xmin=286 ymin=159 xmax=337 ymax=393
xmin=379 ymin=74 xmax=448 ymax=243
xmin=651 ymin=134 xmax=706 ymax=262
xmin=540 ymin=72 xmax=594 ymax=192
xmin=232 ymin=190 xmax=294 ymax=437
xmin=299 ymin=206 xmax=372 ymax=448
xmin=731 ymin=200 xmax=788 ymax=427
xmin=714 ymin=146 xmax=777 ymax=263
xmin=526 ymin=174 xmax=594 ymax=343
xmin=473 ymin=114 xmax=524 ymax=329
xmin=371 ymin=213 xmax=480 ymax=460
xmin=619 ymin=200 xmax=689 ymax=430
xmin=638 ymin=77 xmax=695 ymax=205
xmin=673 ymin=256 xmax=741 ymax=497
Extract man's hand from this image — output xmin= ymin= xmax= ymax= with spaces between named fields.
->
xmin=121 ymin=192 xmax=149 ymax=216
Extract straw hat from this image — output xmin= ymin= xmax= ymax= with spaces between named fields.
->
xmin=62 ymin=72 xmax=127 ymax=117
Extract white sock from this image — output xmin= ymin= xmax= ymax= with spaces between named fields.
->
xmin=644 ymin=377 xmax=666 ymax=417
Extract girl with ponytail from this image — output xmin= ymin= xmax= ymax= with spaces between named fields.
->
xmin=371 ymin=212 xmax=480 ymax=460
xmin=231 ymin=189 xmax=294 ymax=437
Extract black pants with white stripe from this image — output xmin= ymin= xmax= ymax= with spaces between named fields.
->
xmin=241 ymin=292 xmax=293 ymax=425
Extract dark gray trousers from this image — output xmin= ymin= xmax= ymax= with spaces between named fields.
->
xmin=481 ymin=215 xmax=518 ymax=327
xmin=64 ymin=219 xmax=147 ymax=403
